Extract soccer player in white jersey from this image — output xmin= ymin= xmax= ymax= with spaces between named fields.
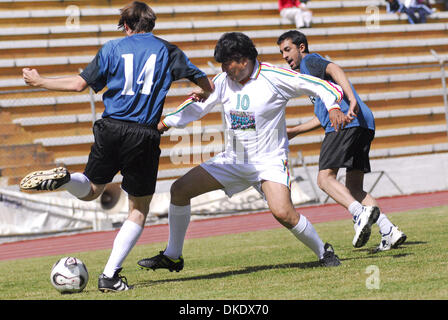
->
xmin=138 ymin=32 xmax=345 ymax=271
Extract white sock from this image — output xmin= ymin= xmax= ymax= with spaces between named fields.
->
xmin=289 ymin=215 xmax=325 ymax=259
xmin=376 ymin=213 xmax=394 ymax=235
xmin=61 ymin=172 xmax=91 ymax=198
xmin=103 ymin=220 xmax=143 ymax=278
xmin=348 ymin=201 xmax=363 ymax=221
xmin=164 ymin=204 xmax=191 ymax=260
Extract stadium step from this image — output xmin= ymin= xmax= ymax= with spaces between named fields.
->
xmin=0 ymin=144 xmax=54 ymax=167
xmin=1 ymin=0 xmax=448 ymax=188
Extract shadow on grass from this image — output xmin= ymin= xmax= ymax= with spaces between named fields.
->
xmin=342 ymin=240 xmax=426 ymax=259
xmin=135 ymin=241 xmax=426 ymax=288
xmin=135 ymin=260 xmax=322 ymax=288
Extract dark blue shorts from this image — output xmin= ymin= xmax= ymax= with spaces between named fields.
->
xmin=84 ymin=118 xmax=161 ymax=197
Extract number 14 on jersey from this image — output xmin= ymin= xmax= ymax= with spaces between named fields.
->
xmin=121 ymin=53 xmax=156 ymax=96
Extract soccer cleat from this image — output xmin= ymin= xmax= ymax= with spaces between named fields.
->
xmin=319 ymin=243 xmax=341 ymax=267
xmin=20 ymin=167 xmax=70 ymax=191
xmin=98 ymin=268 xmax=131 ymax=292
xmin=138 ymin=251 xmax=184 ymax=272
xmin=352 ymin=206 xmax=380 ymax=248
xmin=375 ymin=225 xmax=407 ymax=252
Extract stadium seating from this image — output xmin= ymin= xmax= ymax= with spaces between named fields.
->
xmin=0 ymin=0 xmax=448 ymax=188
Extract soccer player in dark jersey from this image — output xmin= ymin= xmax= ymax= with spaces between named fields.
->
xmin=277 ymin=30 xmax=406 ymax=252
xmin=20 ymin=1 xmax=214 ymax=292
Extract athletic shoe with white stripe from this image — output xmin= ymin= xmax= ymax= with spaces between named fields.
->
xmin=352 ymin=206 xmax=380 ymax=248
xmin=98 ymin=268 xmax=131 ymax=292
xmin=20 ymin=167 xmax=70 ymax=191
xmin=138 ymin=251 xmax=184 ymax=272
xmin=375 ymin=225 xmax=407 ymax=252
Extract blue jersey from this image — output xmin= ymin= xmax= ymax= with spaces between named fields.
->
xmin=80 ymin=33 xmax=206 ymax=127
xmin=299 ymin=53 xmax=375 ymax=133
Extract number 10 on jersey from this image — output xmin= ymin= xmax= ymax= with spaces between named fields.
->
xmin=236 ymin=93 xmax=250 ymax=110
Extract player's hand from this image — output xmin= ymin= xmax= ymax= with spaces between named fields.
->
xmin=346 ymin=100 xmax=359 ymax=121
xmin=189 ymin=88 xmax=210 ymax=102
xmin=157 ymin=121 xmax=169 ymax=134
xmin=286 ymin=127 xmax=299 ymax=140
xmin=22 ymin=68 xmax=42 ymax=87
xmin=329 ymin=109 xmax=350 ymax=132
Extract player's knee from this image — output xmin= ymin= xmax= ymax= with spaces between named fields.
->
xmin=317 ymin=173 xmax=327 ymax=190
xmin=170 ymin=179 xmax=191 ymax=204
xmin=317 ymin=170 xmax=335 ymax=190
xmin=271 ymin=207 xmax=297 ymax=228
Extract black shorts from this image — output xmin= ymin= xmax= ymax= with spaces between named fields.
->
xmin=84 ymin=118 xmax=161 ymax=197
xmin=319 ymin=127 xmax=374 ymax=173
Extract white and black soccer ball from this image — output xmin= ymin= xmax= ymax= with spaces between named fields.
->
xmin=50 ymin=257 xmax=89 ymax=293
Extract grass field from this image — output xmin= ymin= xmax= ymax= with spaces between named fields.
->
xmin=1 ymin=206 xmax=447 ymax=301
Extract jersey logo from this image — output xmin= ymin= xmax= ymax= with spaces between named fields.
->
xmin=230 ymin=110 xmax=256 ymax=130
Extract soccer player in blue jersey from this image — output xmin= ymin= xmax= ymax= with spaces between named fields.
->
xmin=277 ymin=30 xmax=406 ymax=252
xmin=20 ymin=1 xmax=214 ymax=292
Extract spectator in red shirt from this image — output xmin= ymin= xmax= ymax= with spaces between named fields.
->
xmin=278 ymin=0 xmax=312 ymax=28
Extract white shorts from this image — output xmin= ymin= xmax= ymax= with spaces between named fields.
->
xmin=200 ymin=154 xmax=291 ymax=197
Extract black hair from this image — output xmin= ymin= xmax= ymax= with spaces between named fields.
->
xmin=277 ymin=30 xmax=309 ymax=53
xmin=214 ymin=32 xmax=258 ymax=64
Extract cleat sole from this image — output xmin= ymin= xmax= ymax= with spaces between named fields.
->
xmin=19 ymin=167 xmax=69 ymax=191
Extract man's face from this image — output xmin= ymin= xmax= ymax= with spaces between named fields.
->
xmin=279 ymin=38 xmax=303 ymax=71
xmin=221 ymin=58 xmax=251 ymax=83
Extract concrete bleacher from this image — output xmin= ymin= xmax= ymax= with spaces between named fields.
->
xmin=0 ymin=0 xmax=448 ymax=188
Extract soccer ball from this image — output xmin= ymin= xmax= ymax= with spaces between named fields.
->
xmin=50 ymin=257 xmax=89 ymax=293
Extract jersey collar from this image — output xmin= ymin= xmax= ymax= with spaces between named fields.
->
xmin=239 ymin=60 xmax=261 ymax=85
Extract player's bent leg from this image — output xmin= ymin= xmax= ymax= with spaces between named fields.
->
xmin=138 ymin=165 xmax=224 ymax=272
xmin=127 ymin=194 xmax=152 ymax=227
xmin=19 ymin=166 xmax=103 ymax=201
xmin=77 ymin=182 xmax=105 ymax=201
xmin=170 ymin=165 xmax=224 ymax=206
xmin=317 ymin=168 xmax=356 ymax=209
xmin=345 ymin=170 xmax=375 ymax=206
xmin=262 ymin=181 xmax=340 ymax=266
xmin=261 ymin=180 xmax=298 ymax=228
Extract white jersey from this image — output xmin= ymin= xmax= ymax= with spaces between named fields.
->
xmin=163 ymin=61 xmax=343 ymax=164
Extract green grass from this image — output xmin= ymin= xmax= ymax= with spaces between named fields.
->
xmin=1 ymin=206 xmax=448 ymax=300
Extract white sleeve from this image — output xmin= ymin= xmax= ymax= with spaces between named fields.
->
xmin=162 ymin=76 xmax=223 ymax=129
xmin=261 ymin=65 xmax=343 ymax=112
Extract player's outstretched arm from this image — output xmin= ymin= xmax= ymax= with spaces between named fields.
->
xmin=22 ymin=68 xmax=88 ymax=92
xmin=287 ymin=116 xmax=321 ymax=139
xmin=325 ymin=63 xmax=358 ymax=120
xmin=191 ymin=76 xmax=215 ymax=102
